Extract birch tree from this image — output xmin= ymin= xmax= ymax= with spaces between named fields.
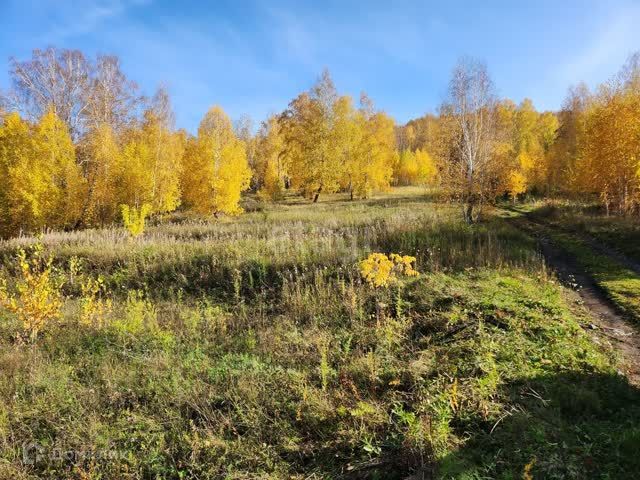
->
xmin=8 ymin=48 xmax=91 ymax=140
xmin=281 ymin=69 xmax=343 ymax=202
xmin=181 ymin=106 xmax=251 ymax=216
xmin=441 ymin=58 xmax=498 ymax=223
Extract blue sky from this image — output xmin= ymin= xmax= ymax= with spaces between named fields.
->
xmin=1 ymin=0 xmax=639 ymax=132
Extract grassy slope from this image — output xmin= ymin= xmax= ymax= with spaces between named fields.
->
xmin=0 ymin=188 xmax=638 ymax=479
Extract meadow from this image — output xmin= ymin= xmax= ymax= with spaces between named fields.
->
xmin=0 ymin=187 xmax=639 ymax=479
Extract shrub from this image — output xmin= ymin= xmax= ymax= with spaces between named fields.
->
xmin=79 ymin=275 xmax=112 ymax=328
xmin=359 ymin=252 xmax=419 ymax=288
xmin=116 ymin=289 xmax=157 ymax=335
xmin=121 ymin=203 xmax=152 ymax=237
xmin=0 ymin=243 xmax=63 ymax=341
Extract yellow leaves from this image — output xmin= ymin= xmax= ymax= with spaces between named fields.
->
xmin=0 ymin=110 xmax=85 ymax=237
xmin=35 ymin=109 xmax=86 ymax=227
xmin=396 ymin=150 xmax=419 ymax=185
xmin=360 ymin=253 xmax=394 ymax=288
xmin=257 ymin=157 xmax=284 ymax=201
xmin=83 ymin=110 xmax=184 ymax=226
xmin=210 ymin=141 xmax=252 ymax=216
xmin=359 ymin=252 xmax=419 ymax=288
xmin=579 ymin=87 xmax=640 ymax=212
xmin=120 ymin=131 xmax=153 ymax=206
xmin=517 ymin=151 xmax=534 ymax=172
xmin=394 ymin=148 xmax=438 ymax=187
xmin=182 ymin=106 xmax=252 ymax=216
xmin=0 ymin=243 xmax=63 ymax=341
xmin=140 ymin=111 xmax=184 ymax=214
xmin=0 ymin=113 xmax=36 ymax=235
xmin=389 ymin=253 xmax=419 ymax=277
xmin=416 ymin=149 xmax=437 ymax=185
xmin=507 ymin=170 xmax=527 ymax=201
xmin=503 ymin=99 xmax=555 ymax=194
xmin=350 ymin=110 xmax=397 ymax=198
xmin=83 ymin=123 xmax=122 ymax=225
xmin=523 ymin=458 xmax=536 ymax=480
xmin=485 ymin=98 xmax=560 ymax=199
xmin=117 ymin=112 xmax=184 ymax=216
xmin=121 ymin=203 xmax=152 ymax=237
xmin=282 ymin=73 xmax=397 ymax=202
xmin=283 ymin=90 xmax=342 ymax=200
xmin=255 ymin=116 xmax=286 ymax=202
xmin=0 ymin=97 xmax=254 ymax=238
xmin=111 ymin=290 xmax=159 ymax=336
xmin=537 ymin=112 xmax=559 ymax=151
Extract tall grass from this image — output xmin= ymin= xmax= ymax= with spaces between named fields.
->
xmin=0 ymin=190 xmax=542 ymax=301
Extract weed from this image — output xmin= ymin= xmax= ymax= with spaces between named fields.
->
xmin=79 ymin=275 xmax=112 ymax=328
xmin=0 ymin=188 xmax=636 ymax=479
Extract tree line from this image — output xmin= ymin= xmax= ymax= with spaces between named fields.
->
xmin=400 ymin=54 xmax=640 ymax=221
xmin=1 ymin=47 xmax=640 ymax=237
xmin=252 ymin=70 xmax=422 ymax=203
xmin=0 ymin=48 xmax=254 ymax=238
xmin=0 ymin=49 xmax=436 ymax=238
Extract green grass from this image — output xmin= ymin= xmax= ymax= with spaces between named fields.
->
xmin=523 ymin=199 xmax=640 ymax=263
xmin=507 ymin=201 xmax=640 ymax=325
xmin=0 ymin=188 xmax=638 ymax=479
xmin=547 ymin=231 xmax=640 ymax=324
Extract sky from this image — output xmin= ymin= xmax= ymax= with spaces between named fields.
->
xmin=1 ymin=0 xmax=640 ymax=133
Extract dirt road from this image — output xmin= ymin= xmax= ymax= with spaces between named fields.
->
xmin=507 ymin=212 xmax=640 ymax=385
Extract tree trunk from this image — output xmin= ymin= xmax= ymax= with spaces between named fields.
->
xmin=463 ymin=203 xmax=474 ymax=224
xmin=313 ymin=186 xmax=322 ymax=203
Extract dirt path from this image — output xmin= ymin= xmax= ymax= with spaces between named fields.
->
xmin=508 ymin=214 xmax=640 ymax=385
xmin=524 ymin=209 xmax=640 ymax=276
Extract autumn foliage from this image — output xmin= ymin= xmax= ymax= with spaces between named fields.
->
xmin=181 ymin=106 xmax=251 ymax=216
xmin=278 ymin=72 xmax=399 ymax=202
xmin=0 ymin=243 xmax=63 ymax=341
xmin=2 ymin=47 xmax=640 ymax=237
xmin=359 ymin=252 xmax=419 ymax=288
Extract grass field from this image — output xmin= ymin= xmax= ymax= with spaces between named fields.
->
xmin=1 ymin=188 xmax=639 ymax=479
xmin=507 ymin=201 xmax=640 ymax=326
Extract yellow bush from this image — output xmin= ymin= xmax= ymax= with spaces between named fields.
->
xmin=121 ymin=203 xmax=152 ymax=237
xmin=359 ymin=252 xmax=419 ymax=288
xmin=0 ymin=243 xmax=63 ymax=341
xmin=115 ymin=289 xmax=158 ymax=335
xmin=523 ymin=458 xmax=536 ymax=480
